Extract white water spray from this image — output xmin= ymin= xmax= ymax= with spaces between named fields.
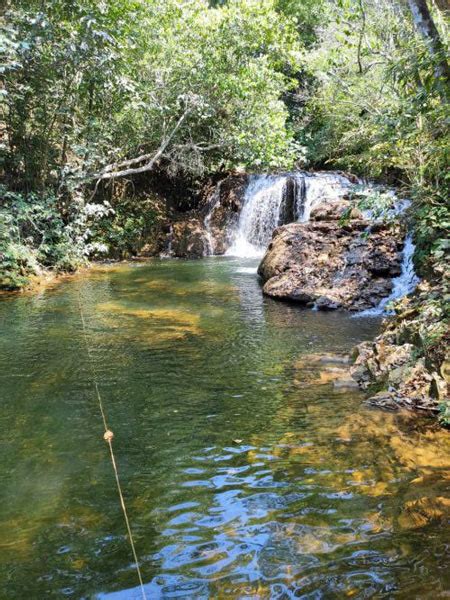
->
xmin=224 ymin=172 xmax=351 ymax=258
xmin=203 ymin=181 xmax=223 ymax=256
xmin=225 ymin=176 xmax=287 ymax=257
xmin=358 ymin=233 xmax=419 ymax=316
xmin=297 ymin=172 xmax=352 ymax=222
xmin=161 ymin=225 xmax=174 ymax=258
xmin=204 ymin=170 xmax=419 ymax=314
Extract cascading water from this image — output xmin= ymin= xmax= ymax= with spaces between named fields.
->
xmin=224 ymin=172 xmax=352 ymax=258
xmin=386 ymin=234 xmax=420 ymax=305
xmin=203 ymin=170 xmax=419 ymax=314
xmin=225 ymin=175 xmax=288 ymax=258
xmin=161 ymin=225 xmax=174 ymax=258
xmin=296 ymin=172 xmax=352 ymax=222
xmin=203 ymin=183 xmax=222 ymax=256
xmin=358 ymin=233 xmax=419 ymax=316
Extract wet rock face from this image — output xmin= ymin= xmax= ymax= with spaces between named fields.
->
xmin=170 ymin=219 xmax=209 ymax=258
xmin=258 ymin=216 xmax=405 ymax=311
xmin=161 ymin=173 xmax=249 ymax=257
xmin=202 ymin=173 xmax=248 ymax=255
xmin=277 ymin=176 xmax=298 ymax=226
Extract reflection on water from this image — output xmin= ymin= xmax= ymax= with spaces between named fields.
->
xmin=0 ymin=257 xmax=448 ymax=599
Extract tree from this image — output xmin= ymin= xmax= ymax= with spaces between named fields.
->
xmin=2 ymin=0 xmax=303 ymax=191
xmin=406 ymin=0 xmax=449 ymax=97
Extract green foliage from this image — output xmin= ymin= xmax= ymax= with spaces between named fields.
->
xmin=88 ymin=194 xmax=161 ymax=258
xmin=295 ymin=1 xmax=449 ymax=269
xmin=1 ymin=0 xmax=303 ymax=288
xmin=439 ymin=401 xmax=450 ymax=428
xmin=0 ymin=188 xmax=87 ymax=289
xmin=275 ymin=0 xmax=327 ymax=47
xmin=1 ymin=0 xmax=449 ymax=294
xmin=2 ymin=0 xmax=302 ymax=188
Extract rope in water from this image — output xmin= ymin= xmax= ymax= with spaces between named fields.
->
xmin=77 ymin=291 xmax=147 ymax=600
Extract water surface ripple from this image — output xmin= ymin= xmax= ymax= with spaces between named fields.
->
xmin=0 ymin=258 xmax=448 ymax=599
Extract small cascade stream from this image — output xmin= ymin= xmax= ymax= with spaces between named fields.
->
xmin=161 ymin=225 xmax=174 ymax=258
xmin=358 ymin=233 xmax=420 ymax=316
xmin=203 ymin=182 xmax=222 ymax=256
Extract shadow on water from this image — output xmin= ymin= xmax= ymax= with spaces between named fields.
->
xmin=0 ymin=258 xmax=448 ymax=598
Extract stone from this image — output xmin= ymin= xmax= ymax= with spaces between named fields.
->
xmin=170 ymin=219 xmax=209 ymax=258
xmin=293 ymin=352 xmax=358 ymax=390
xmin=365 ymin=391 xmax=400 ymax=410
xmin=258 ymin=220 xmax=405 ymax=311
xmin=309 ymin=199 xmax=362 ymax=221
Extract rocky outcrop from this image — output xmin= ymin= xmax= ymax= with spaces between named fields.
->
xmin=156 ymin=172 xmax=249 ymax=258
xmin=169 ymin=218 xmax=209 ymax=258
xmin=258 ymin=202 xmax=405 ymax=311
xmin=201 ymin=172 xmax=248 ymax=255
xmin=350 ymin=282 xmax=449 ymax=417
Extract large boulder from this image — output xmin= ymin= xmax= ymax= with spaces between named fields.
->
xmin=258 ymin=218 xmax=405 ymax=311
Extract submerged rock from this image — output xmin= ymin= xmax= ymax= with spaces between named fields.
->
xmin=293 ymin=352 xmax=359 ymax=391
xmin=258 ymin=218 xmax=404 ymax=311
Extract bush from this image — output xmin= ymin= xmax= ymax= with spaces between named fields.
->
xmin=0 ymin=189 xmax=87 ymax=289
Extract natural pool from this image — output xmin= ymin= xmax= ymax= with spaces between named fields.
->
xmin=0 ymin=257 xmax=449 ymax=599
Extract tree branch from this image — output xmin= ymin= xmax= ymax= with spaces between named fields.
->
xmin=357 ymin=0 xmax=366 ymax=74
xmin=87 ymin=107 xmax=191 ymax=182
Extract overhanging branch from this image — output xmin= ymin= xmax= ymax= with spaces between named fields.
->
xmin=86 ymin=108 xmax=191 ymax=183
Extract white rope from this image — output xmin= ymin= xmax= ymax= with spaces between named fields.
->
xmin=77 ymin=291 xmax=147 ymax=600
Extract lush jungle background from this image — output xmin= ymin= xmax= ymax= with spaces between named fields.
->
xmin=1 ymin=0 xmax=448 ymax=287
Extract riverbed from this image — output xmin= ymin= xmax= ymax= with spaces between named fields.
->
xmin=0 ymin=258 xmax=448 ymax=598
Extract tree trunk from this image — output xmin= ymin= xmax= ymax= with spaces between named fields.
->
xmin=406 ymin=0 xmax=449 ymax=94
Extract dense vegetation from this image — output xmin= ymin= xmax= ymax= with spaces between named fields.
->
xmin=1 ymin=0 xmax=303 ymax=286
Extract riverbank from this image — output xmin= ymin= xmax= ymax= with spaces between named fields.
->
xmin=351 ymin=279 xmax=449 ymax=423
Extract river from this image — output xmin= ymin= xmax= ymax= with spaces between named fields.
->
xmin=0 ymin=258 xmax=448 ymax=598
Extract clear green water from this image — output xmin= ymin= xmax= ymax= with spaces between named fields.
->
xmin=0 ymin=258 xmax=449 ymax=599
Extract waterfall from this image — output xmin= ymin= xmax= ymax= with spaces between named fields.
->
xmin=161 ymin=225 xmax=174 ymax=258
xmin=201 ymin=169 xmax=420 ymax=314
xmin=296 ymin=172 xmax=352 ymax=222
xmin=224 ymin=172 xmax=352 ymax=258
xmin=358 ymin=234 xmax=419 ymax=316
xmin=225 ymin=175 xmax=287 ymax=258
